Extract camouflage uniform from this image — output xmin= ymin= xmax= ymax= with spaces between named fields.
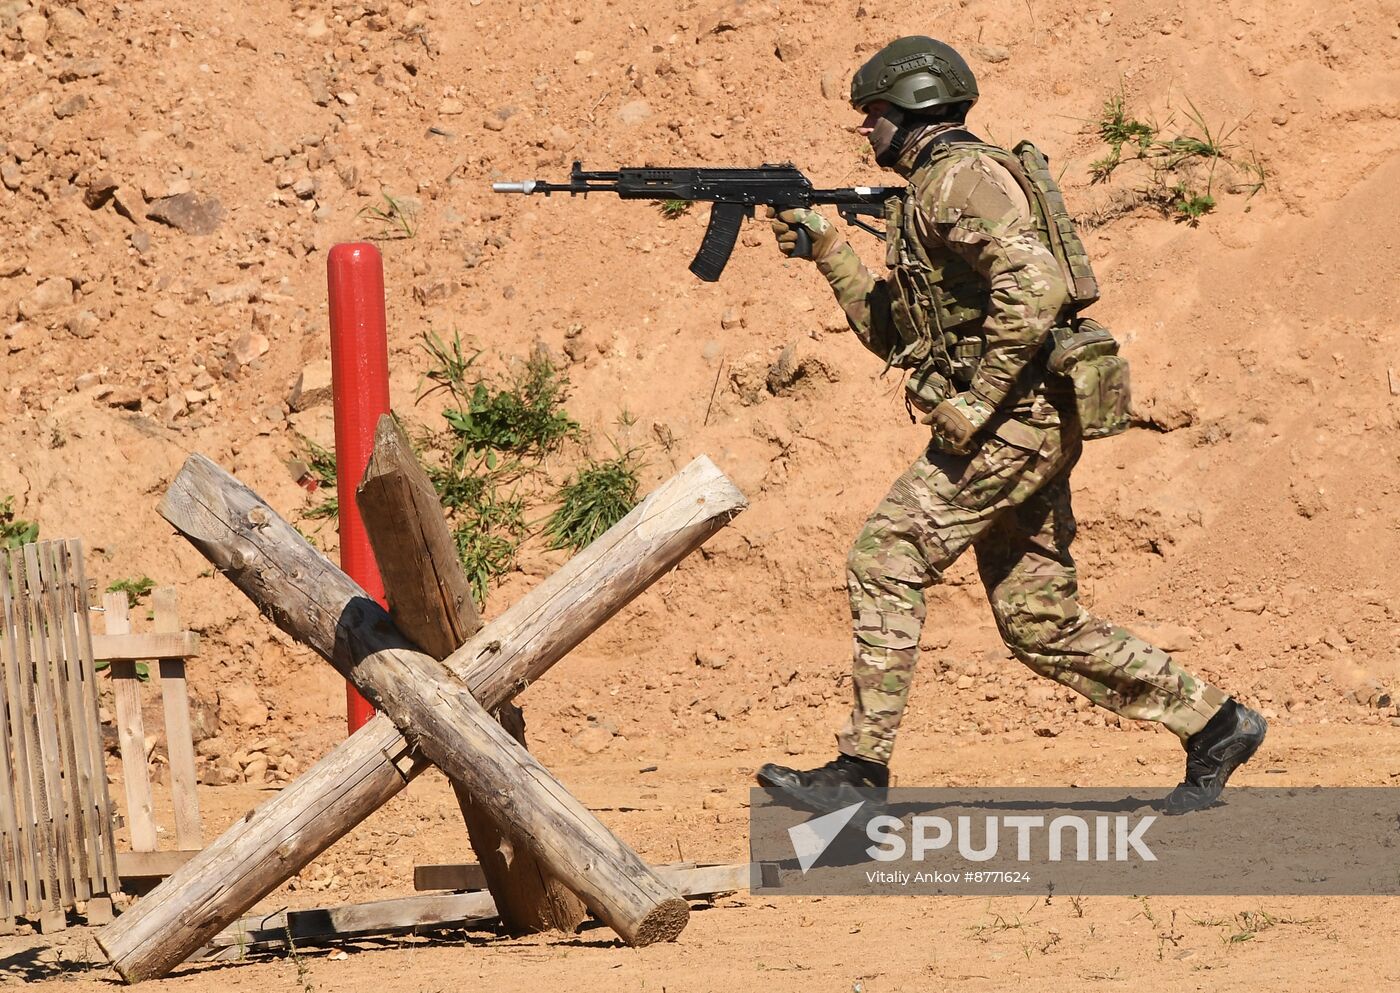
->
xmin=818 ymin=126 xmax=1228 ymax=764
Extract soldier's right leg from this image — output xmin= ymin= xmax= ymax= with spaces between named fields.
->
xmin=974 ymin=472 xmax=1267 ymax=813
xmin=974 ymin=473 xmax=1228 ymax=738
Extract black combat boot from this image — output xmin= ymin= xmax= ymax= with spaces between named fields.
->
xmin=756 ymin=753 xmax=890 ymax=815
xmin=1162 ymin=699 xmax=1266 ymax=815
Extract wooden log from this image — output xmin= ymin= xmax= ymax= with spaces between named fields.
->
xmin=105 ymin=594 xmax=158 ymax=854
xmin=96 ymin=454 xmax=746 ymax=982
xmin=357 ymin=414 xmax=586 ymax=935
xmin=152 ymin=589 xmax=201 ymax=851
xmin=160 ymin=457 xmax=688 ymax=944
xmin=355 ymin=417 xmax=482 ymax=661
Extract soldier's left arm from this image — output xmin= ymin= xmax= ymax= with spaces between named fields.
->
xmin=922 ymin=158 xmax=1070 ymax=406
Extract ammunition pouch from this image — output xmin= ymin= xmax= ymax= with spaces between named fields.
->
xmin=1047 ymin=317 xmax=1131 ymax=440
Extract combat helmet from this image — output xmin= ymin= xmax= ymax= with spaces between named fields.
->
xmin=850 ymin=36 xmax=979 ymax=114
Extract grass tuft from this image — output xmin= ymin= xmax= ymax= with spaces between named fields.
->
xmin=106 ymin=576 xmax=155 ymax=608
xmin=656 ymin=199 xmax=692 ymax=219
xmin=356 ymin=191 xmax=416 ymax=239
xmin=543 ymin=449 xmax=643 ymax=552
xmin=0 ymin=496 xmax=39 ymax=549
xmin=1086 ymin=88 xmax=1265 ymax=225
xmin=299 ymin=438 xmax=339 ymax=521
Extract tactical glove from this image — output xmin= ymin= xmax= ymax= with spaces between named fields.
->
xmin=767 ymin=206 xmax=841 ymax=262
xmin=922 ymin=392 xmax=996 ymax=455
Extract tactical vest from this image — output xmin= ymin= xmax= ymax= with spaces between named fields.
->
xmin=883 ymin=133 xmax=1099 ymax=390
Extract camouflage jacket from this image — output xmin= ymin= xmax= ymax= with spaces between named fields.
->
xmin=817 ymin=125 xmax=1071 ymax=409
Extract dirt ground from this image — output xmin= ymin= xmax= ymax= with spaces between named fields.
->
xmin=3 ymin=0 xmax=1400 ymax=988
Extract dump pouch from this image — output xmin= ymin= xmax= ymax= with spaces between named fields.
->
xmin=1047 ymin=317 xmax=1131 ymax=440
xmin=904 ymin=362 xmax=954 ymax=414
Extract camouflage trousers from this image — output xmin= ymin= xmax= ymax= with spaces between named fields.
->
xmin=838 ymin=411 xmax=1229 ymax=764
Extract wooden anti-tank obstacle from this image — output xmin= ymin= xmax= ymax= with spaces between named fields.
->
xmin=0 ymin=540 xmax=120 ymax=933
xmin=97 ymin=450 xmax=747 ymax=981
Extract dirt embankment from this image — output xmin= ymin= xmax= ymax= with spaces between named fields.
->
xmin=2 ymin=0 xmax=1400 ymax=988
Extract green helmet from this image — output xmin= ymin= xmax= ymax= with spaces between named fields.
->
xmin=849 ymin=36 xmax=979 ymax=114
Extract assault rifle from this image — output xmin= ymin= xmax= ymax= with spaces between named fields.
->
xmin=492 ymin=162 xmax=900 ymax=281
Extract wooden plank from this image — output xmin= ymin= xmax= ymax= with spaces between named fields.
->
xmin=206 ymin=890 xmax=496 ymax=952
xmin=33 ymin=544 xmax=86 ymax=905
xmin=0 ymin=552 xmax=44 ymax=916
xmin=414 ymin=860 xmax=699 ymax=893
xmin=206 ymin=863 xmax=757 ymax=955
xmin=68 ymin=544 xmax=121 ymax=898
xmin=152 ymin=588 xmax=201 ymax=851
xmin=90 ymin=632 xmax=199 ymax=662
xmin=105 ymin=593 xmax=158 ymax=853
xmin=98 ymin=455 xmax=747 ymax=982
xmin=85 ymin=894 xmax=115 ymax=925
xmin=0 ymin=553 xmax=24 ymax=926
xmin=39 ymin=542 xmax=95 ymax=902
xmin=49 ymin=543 xmax=104 ymax=898
xmin=358 ymin=414 xmax=586 ymax=936
xmin=20 ymin=544 xmax=72 ymax=921
xmin=413 ymin=862 xmax=488 ymax=892
xmin=116 ymin=848 xmax=199 ymax=879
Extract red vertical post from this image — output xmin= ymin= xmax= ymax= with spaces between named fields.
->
xmin=327 ymin=242 xmax=391 ymax=735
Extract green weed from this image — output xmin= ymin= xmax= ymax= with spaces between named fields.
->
xmin=542 ymin=449 xmax=643 ymax=552
xmin=106 ymin=576 xmax=155 ymax=608
xmin=1231 ymin=149 xmax=1269 ymax=199
xmin=284 ymin=925 xmax=314 ymax=992
xmin=426 ymin=455 xmax=531 ymax=605
xmin=1091 ymin=90 xmax=1158 ymax=182
xmin=418 ymin=338 xmax=585 ymax=601
xmin=357 ymin=191 xmax=416 ymax=239
xmin=1191 ymin=908 xmax=1318 ymax=948
xmin=1167 ymin=185 xmax=1216 ymax=225
xmin=0 ymin=496 xmax=39 ymax=549
xmin=411 ymin=336 xmax=645 ymax=604
xmin=299 ymin=438 xmax=339 ymax=521
xmin=656 ymin=199 xmax=692 ymax=219
xmin=452 ymin=497 xmax=529 ymax=605
xmin=438 ymin=352 xmax=579 ymax=460
xmin=1087 ymin=89 xmax=1264 ymax=225
xmin=418 ymin=330 xmax=480 ymax=407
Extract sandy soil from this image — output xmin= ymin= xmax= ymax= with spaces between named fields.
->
xmin=3 ymin=0 xmax=1400 ymax=988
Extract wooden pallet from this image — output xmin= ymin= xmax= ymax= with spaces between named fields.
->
xmin=0 ymin=541 xmax=121 ymax=933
